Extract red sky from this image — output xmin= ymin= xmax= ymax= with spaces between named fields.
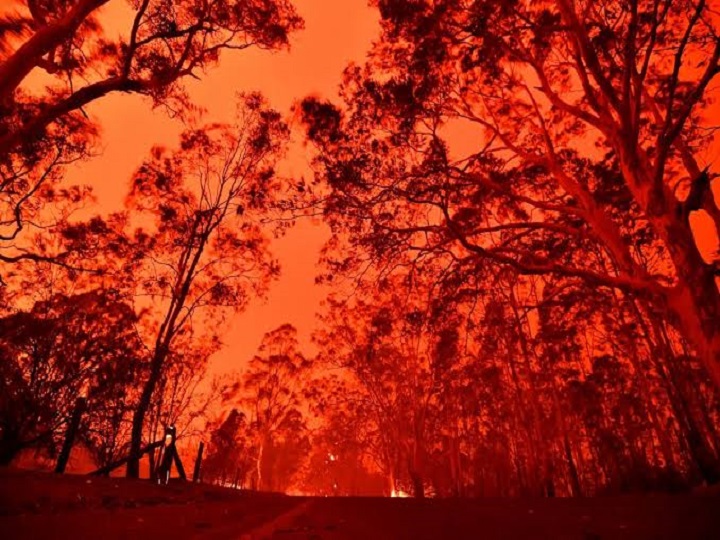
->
xmin=66 ymin=0 xmax=380 ymax=374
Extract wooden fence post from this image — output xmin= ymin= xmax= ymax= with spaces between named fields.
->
xmin=55 ymin=396 xmax=87 ymax=474
xmin=172 ymin=444 xmax=187 ymax=481
xmin=192 ymin=442 xmax=204 ymax=483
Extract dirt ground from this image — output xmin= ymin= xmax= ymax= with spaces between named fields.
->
xmin=1 ymin=469 xmax=719 ymax=539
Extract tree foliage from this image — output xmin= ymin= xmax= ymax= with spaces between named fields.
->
xmin=301 ymin=0 xmax=720 ymax=386
xmin=0 ymin=0 xmax=302 ymax=268
xmin=124 ymin=93 xmax=288 ymax=477
xmin=0 ymin=289 xmax=142 ymax=465
xmin=204 ymin=324 xmax=311 ymax=491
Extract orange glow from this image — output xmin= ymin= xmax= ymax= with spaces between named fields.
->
xmin=3 ymin=0 xmax=720 ymax=505
xmin=65 ymin=0 xmax=380 ymax=372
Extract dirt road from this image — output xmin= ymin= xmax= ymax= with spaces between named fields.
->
xmin=1 ymin=470 xmax=718 ymax=539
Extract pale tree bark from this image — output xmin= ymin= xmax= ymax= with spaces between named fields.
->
xmin=0 ymin=0 xmax=110 ymax=103
xmin=255 ymin=433 xmax=267 ymax=491
xmin=554 ymin=0 xmax=720 ymax=388
xmin=477 ymin=0 xmax=720 ymax=389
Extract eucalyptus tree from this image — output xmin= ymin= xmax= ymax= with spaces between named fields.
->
xmin=125 ymin=94 xmax=287 ymax=477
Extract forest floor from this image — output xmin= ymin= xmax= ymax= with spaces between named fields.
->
xmin=1 ymin=468 xmax=719 ymax=539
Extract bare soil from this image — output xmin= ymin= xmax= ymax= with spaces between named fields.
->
xmin=1 ymin=469 xmax=719 ymax=539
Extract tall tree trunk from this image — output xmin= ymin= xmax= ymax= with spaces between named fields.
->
xmin=447 ymin=434 xmax=462 ymax=496
xmin=635 ymin=301 xmax=720 ymax=484
xmin=127 ymin=219 xmax=209 ymax=478
xmin=615 ymin=149 xmax=720 ymax=390
xmin=409 ymin=470 xmax=425 ymax=498
xmin=661 ymin=354 xmax=720 ymax=484
xmin=549 ymin=366 xmax=583 ymax=497
xmin=615 ymin=301 xmax=678 ymax=472
xmin=256 ymin=434 xmax=266 ymax=491
xmin=508 ymin=285 xmax=553 ymax=496
xmin=666 ymin=267 xmax=720 ymax=391
xmin=127 ymin=349 xmax=165 ymax=478
xmin=408 ymin=439 xmax=425 ymax=498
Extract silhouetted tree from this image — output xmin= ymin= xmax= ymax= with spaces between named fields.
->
xmin=203 ymin=409 xmax=255 ymax=488
xmin=233 ymin=324 xmax=311 ymax=490
xmin=125 ymin=94 xmax=287 ymax=477
xmin=0 ymin=289 xmax=142 ymax=465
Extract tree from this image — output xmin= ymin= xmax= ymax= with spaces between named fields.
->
xmin=140 ymin=340 xmax=227 ymax=476
xmin=202 ymin=408 xmax=255 ymax=488
xmin=300 ymin=0 xmax=720 ymax=388
xmin=310 ymin=226 xmax=720 ymax=495
xmin=0 ymin=134 xmax=92 ymax=273
xmin=0 ymin=289 xmax=142 ymax=465
xmin=0 ymin=0 xmax=302 ymax=154
xmin=125 ymin=94 xmax=288 ymax=477
xmin=0 ymin=0 xmax=302 ymax=265
xmin=296 ymin=403 xmax=388 ymax=496
xmin=229 ymin=324 xmax=311 ymax=491
xmin=313 ymin=269 xmax=470 ymax=497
